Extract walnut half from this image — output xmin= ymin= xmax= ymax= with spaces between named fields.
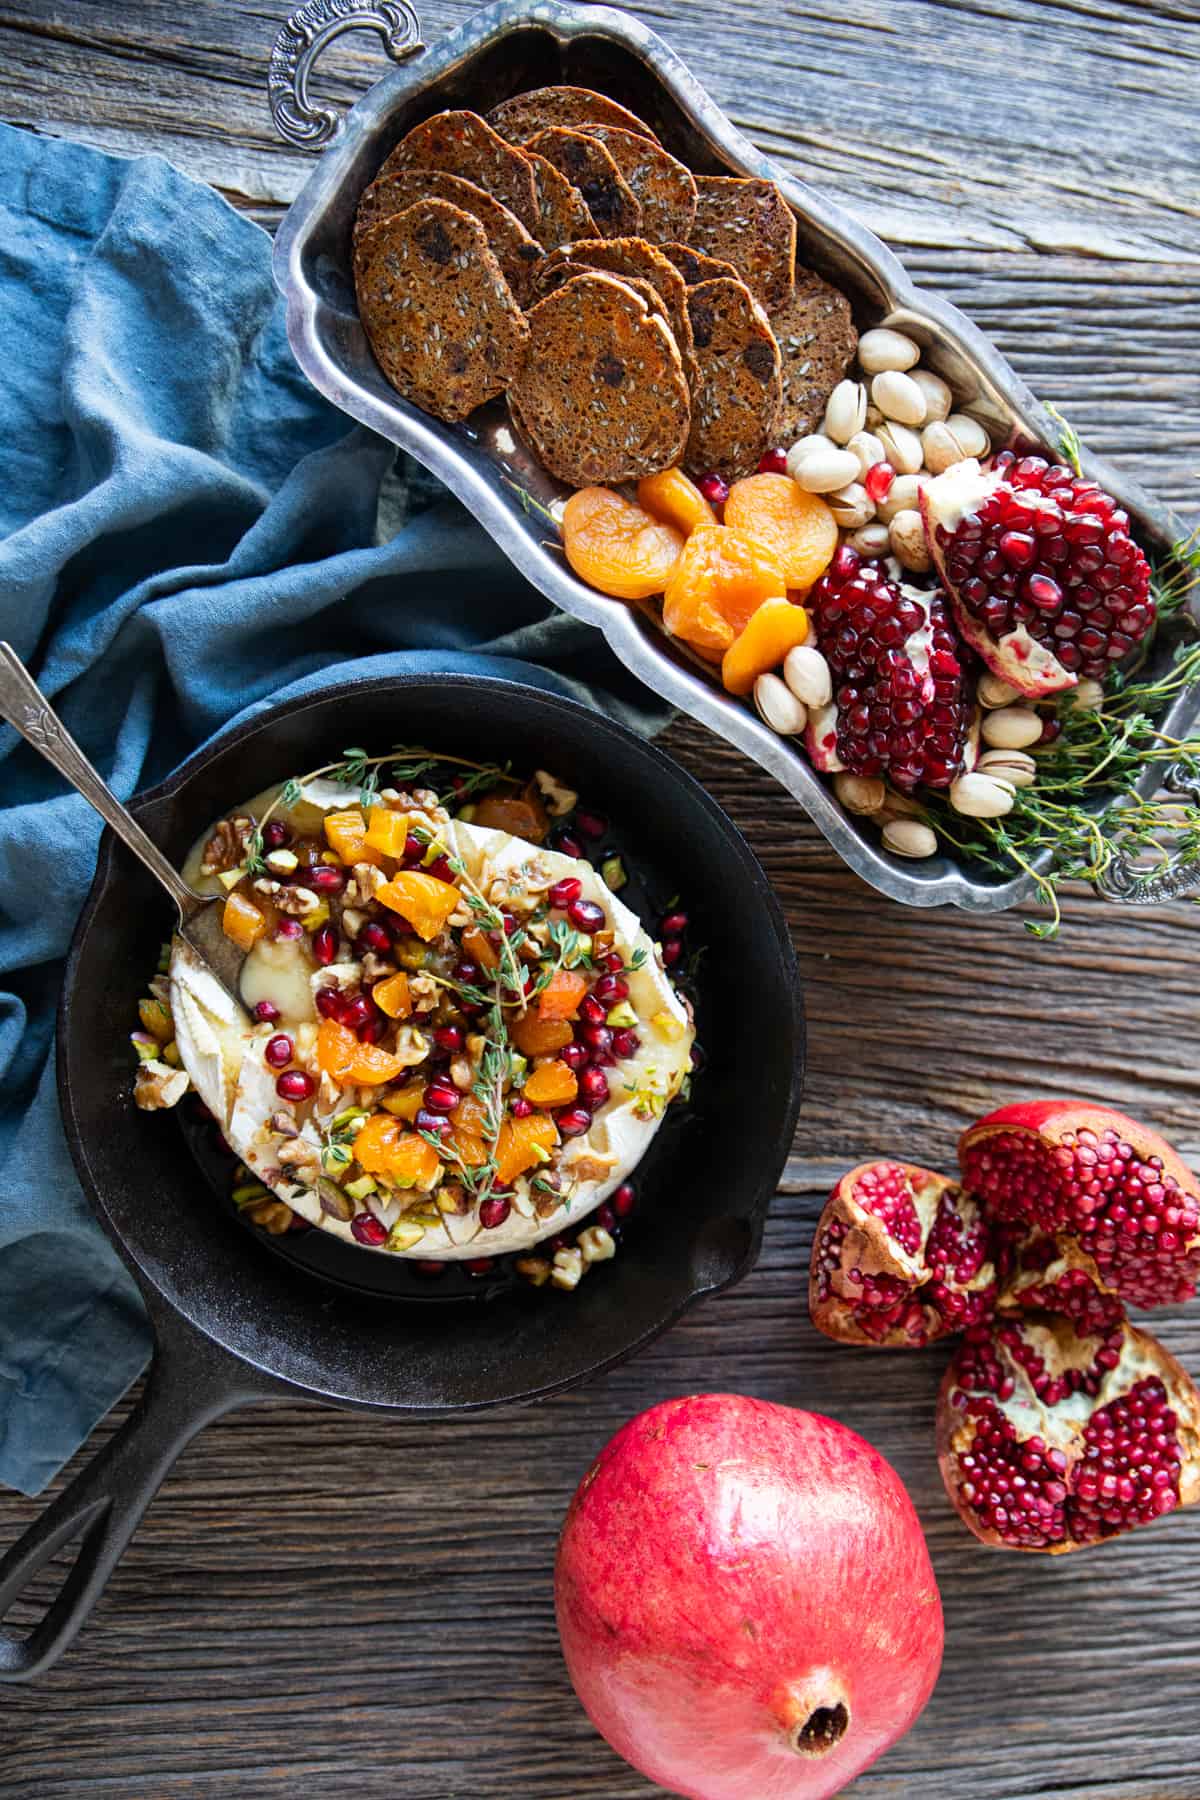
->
xmin=134 ymin=1059 xmax=190 ymax=1111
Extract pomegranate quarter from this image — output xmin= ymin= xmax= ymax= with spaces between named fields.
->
xmin=810 ymin=1098 xmax=1200 ymax=1554
xmin=555 ymin=1394 xmax=943 ymax=1800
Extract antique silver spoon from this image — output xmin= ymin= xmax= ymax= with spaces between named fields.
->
xmin=0 ymin=641 xmax=247 ymax=1000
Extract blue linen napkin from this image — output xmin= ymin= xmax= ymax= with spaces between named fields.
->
xmin=0 ymin=122 xmax=669 ymax=1497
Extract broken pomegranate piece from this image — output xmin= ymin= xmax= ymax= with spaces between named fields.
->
xmin=921 ymin=450 xmax=1154 ymax=699
xmin=938 ymin=1308 xmax=1200 ymax=1552
xmin=810 ymin=1160 xmax=997 ymax=1347
xmin=804 ymin=545 xmax=977 ymax=790
xmin=959 ymin=1100 xmax=1200 ymax=1310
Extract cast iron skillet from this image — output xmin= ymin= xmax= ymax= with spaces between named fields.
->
xmin=0 ymin=673 xmax=803 ymax=1680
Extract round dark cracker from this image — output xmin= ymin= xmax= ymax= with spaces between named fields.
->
xmin=581 ymin=126 xmax=697 ymax=244
xmin=508 ymin=271 xmax=690 ymax=487
xmin=524 ymin=129 xmax=641 ymax=240
xmin=376 ymin=110 xmax=539 ymax=235
xmin=659 ymin=241 xmax=742 ymax=287
xmin=532 ymin=236 xmax=697 ymax=391
xmin=684 ymin=274 xmax=784 ymax=480
xmin=688 ymin=176 xmax=797 ymax=313
xmin=524 ymin=149 xmax=597 ymax=250
xmin=488 ymin=86 xmax=659 ymax=147
xmin=354 ymin=169 xmax=544 ymax=306
xmin=355 ymin=200 xmax=529 ymax=426
xmin=771 ymin=267 xmax=860 ymax=441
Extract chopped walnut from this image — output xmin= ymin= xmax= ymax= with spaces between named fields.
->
xmin=269 ymin=1111 xmax=300 ymax=1138
xmin=134 ymin=1059 xmax=190 ymax=1110
xmin=551 ymin=1246 xmax=585 ymax=1290
xmin=394 ymin=1025 xmax=431 ymax=1067
xmin=252 ymin=877 xmax=320 ymax=916
xmin=318 ymin=1071 xmax=342 ymax=1113
xmin=516 ymin=1256 xmax=552 ymax=1287
xmin=277 ymin=1138 xmax=320 ymax=1172
xmin=361 ymin=952 xmax=397 ymax=984
xmin=354 ymin=862 xmax=389 ymax=898
xmin=408 ymin=973 xmax=440 ymax=1014
xmin=410 ymin=788 xmax=451 ymax=825
xmin=534 ymin=770 xmax=578 ymax=817
xmin=244 ymin=1197 xmax=294 ymax=1235
xmin=200 ymin=815 xmax=254 ymax=874
xmin=578 ymin=1225 xmax=616 ymax=1264
xmin=565 ymin=1152 xmax=618 ymax=1185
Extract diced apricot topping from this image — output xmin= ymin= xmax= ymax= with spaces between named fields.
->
xmin=662 ymin=525 xmax=787 ymax=659
xmin=353 ymin=1114 xmax=441 ymax=1189
xmin=512 ymin=1013 xmax=574 ymax=1058
xmin=375 ymin=869 xmax=461 ymax=940
xmin=721 ymin=597 xmax=811 ymax=696
xmin=562 ymin=487 xmax=685 ymax=601
xmin=363 ymin=805 xmax=410 ymax=859
xmin=462 ymin=925 xmax=501 ymax=972
xmin=381 ymin=1084 xmax=424 ymax=1121
xmin=538 ymin=968 xmax=588 ymax=1021
xmin=316 ymin=1019 xmax=405 ymax=1086
xmin=324 ymin=808 xmax=383 ymax=868
xmin=722 ymin=474 xmax=838 ymax=590
xmin=222 ymin=890 xmax=267 ymax=953
xmin=471 ymin=789 xmax=549 ymax=842
xmin=494 ymin=1111 xmax=559 ymax=1185
xmin=523 ymin=1060 xmax=579 ymax=1108
xmin=637 ymin=467 xmax=717 ymax=537
xmin=449 ymin=1090 xmax=489 ymax=1168
xmin=372 ymin=971 xmax=412 ymax=1018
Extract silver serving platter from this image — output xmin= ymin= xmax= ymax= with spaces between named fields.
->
xmin=270 ymin=0 xmax=1198 ymax=914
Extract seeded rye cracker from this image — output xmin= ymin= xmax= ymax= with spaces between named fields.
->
xmin=581 ymin=126 xmax=697 ymax=244
xmin=354 ymin=201 xmax=529 ymax=425
xmin=688 ymin=175 xmax=797 ymax=313
xmin=508 ymin=271 xmax=690 ymax=487
xmin=525 ymin=129 xmax=642 ymax=240
xmin=533 ymin=236 xmax=698 ymax=391
xmin=354 ymin=170 xmax=543 ymax=305
xmin=377 ymin=110 xmax=539 ymax=235
xmin=771 ymin=266 xmax=860 ymax=440
xmin=489 ymin=85 xmax=660 ymax=147
xmin=659 ymin=242 xmax=742 ymax=287
xmin=684 ymin=275 xmax=783 ymax=480
xmin=525 ymin=149 xmax=597 ymax=249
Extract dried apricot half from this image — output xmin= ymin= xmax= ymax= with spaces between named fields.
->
xmin=662 ymin=524 xmax=787 ymax=659
xmin=723 ymin=472 xmax=838 ymax=589
xmin=636 ymin=467 xmax=717 ymax=537
xmin=721 ymin=597 xmax=811 ymax=696
xmin=562 ymin=487 xmax=685 ymax=601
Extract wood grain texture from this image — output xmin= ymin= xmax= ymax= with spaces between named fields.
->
xmin=2 ymin=1 xmax=1200 ymax=1796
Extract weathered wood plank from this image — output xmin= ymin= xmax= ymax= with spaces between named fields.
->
xmin=1 ymin=1 xmax=1200 ymax=1796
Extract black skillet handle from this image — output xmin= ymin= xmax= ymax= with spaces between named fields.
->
xmin=0 ymin=1315 xmax=271 ymax=1681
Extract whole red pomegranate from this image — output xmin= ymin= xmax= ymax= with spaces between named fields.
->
xmin=555 ymin=1394 xmax=943 ymax=1800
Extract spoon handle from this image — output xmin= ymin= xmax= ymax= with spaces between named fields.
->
xmin=0 ymin=642 xmax=198 ymax=918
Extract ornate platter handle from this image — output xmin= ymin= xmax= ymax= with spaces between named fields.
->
xmin=268 ymin=0 xmax=423 ymax=149
xmin=1095 ymin=764 xmax=1200 ymax=906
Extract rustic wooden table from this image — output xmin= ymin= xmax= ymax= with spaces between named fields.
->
xmin=2 ymin=1 xmax=1199 ymax=1795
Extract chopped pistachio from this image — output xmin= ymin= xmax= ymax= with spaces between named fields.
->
xmin=302 ymin=901 xmax=330 ymax=931
xmin=130 ymin=1030 xmax=159 ymax=1063
xmin=331 ymin=1106 xmax=370 ymax=1132
xmin=233 ymin=1182 xmax=271 ymax=1208
xmin=161 ymin=1040 xmax=182 ymax=1068
xmin=265 ymin=848 xmax=299 ymax=874
xmin=606 ymin=1001 xmax=638 ymax=1029
xmin=387 ymin=1221 xmax=425 ymax=1252
xmin=321 ymin=1142 xmax=352 ymax=1177
xmin=652 ymin=1009 xmax=687 ymax=1043
xmin=344 ymin=1174 xmax=378 ymax=1201
xmin=507 ymin=1052 xmax=528 ymax=1087
xmin=600 ymin=855 xmax=627 ymax=892
xmin=217 ymin=869 xmax=243 ymax=892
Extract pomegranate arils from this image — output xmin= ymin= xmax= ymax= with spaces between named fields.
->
xmin=696 ymin=470 xmax=730 ymax=506
xmin=252 ymin=1000 xmax=280 ymax=1023
xmin=358 ymin=920 xmax=392 ymax=954
xmin=611 ymin=1028 xmax=640 ymax=1060
xmin=549 ymin=876 xmax=582 ymax=909
xmin=579 ymin=994 xmax=608 ymax=1026
xmin=480 ymin=1194 xmax=512 ymax=1229
xmin=510 ymin=1094 xmax=533 ymax=1118
xmin=350 ymin=1212 xmax=388 ymax=1247
xmin=806 ymin=549 xmax=974 ymax=790
xmin=929 ymin=453 xmax=1153 ymax=690
xmin=432 ymin=1025 xmax=463 ymax=1052
xmin=941 ymin=1311 xmax=1200 ymax=1551
xmin=756 ymin=446 xmax=788 ymax=475
xmin=262 ymin=820 xmax=290 ymax=851
xmin=960 ymin=1118 xmax=1200 ymax=1309
xmin=567 ymin=897 xmax=605 ymax=933
xmin=312 ymin=923 xmax=337 ymax=966
xmin=309 ymin=864 xmax=345 ymax=892
xmin=275 ymin=917 xmax=304 ymax=941
xmin=423 ymin=1082 xmax=460 ymax=1114
xmin=264 ymin=1033 xmax=294 ymax=1069
xmin=314 ymin=985 xmax=344 ymax=1021
xmin=557 ymin=1106 xmax=592 ymax=1138
xmin=810 ymin=1162 xmax=997 ymax=1349
xmin=276 ymin=1069 xmax=315 ymax=1102
xmin=863 ymin=459 xmax=894 ymax=506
